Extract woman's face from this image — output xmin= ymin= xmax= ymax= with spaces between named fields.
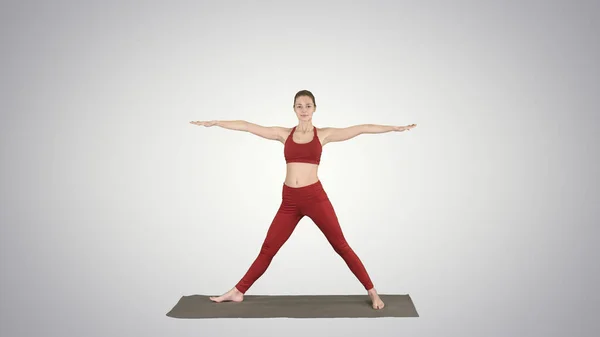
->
xmin=294 ymin=95 xmax=316 ymax=121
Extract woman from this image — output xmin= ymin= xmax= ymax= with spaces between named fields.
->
xmin=190 ymin=90 xmax=416 ymax=310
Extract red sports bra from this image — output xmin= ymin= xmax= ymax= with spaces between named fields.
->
xmin=284 ymin=126 xmax=322 ymax=165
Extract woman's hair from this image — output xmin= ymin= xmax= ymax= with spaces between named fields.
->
xmin=294 ymin=90 xmax=316 ymax=107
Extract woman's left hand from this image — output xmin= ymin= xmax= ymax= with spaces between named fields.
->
xmin=394 ymin=124 xmax=417 ymax=132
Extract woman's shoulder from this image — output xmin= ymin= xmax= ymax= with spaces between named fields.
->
xmin=315 ymin=126 xmax=333 ymax=136
xmin=278 ymin=126 xmax=294 ymax=141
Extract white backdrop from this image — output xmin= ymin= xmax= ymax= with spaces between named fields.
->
xmin=1 ymin=1 xmax=599 ymax=336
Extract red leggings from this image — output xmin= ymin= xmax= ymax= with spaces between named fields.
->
xmin=235 ymin=180 xmax=374 ymax=293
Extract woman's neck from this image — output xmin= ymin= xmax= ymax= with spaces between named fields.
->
xmin=297 ymin=121 xmax=313 ymax=132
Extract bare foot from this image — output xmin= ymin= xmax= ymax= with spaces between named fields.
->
xmin=209 ymin=287 xmax=244 ymax=303
xmin=368 ymin=288 xmax=385 ymax=310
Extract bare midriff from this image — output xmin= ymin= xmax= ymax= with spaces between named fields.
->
xmin=284 ymin=162 xmax=319 ymax=187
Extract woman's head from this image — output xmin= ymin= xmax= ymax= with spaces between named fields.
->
xmin=293 ymin=90 xmax=316 ymax=122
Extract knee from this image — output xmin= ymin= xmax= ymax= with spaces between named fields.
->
xmin=332 ymin=241 xmax=352 ymax=256
xmin=259 ymin=243 xmax=277 ymax=259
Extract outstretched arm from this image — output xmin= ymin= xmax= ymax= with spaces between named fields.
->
xmin=190 ymin=120 xmax=288 ymax=143
xmin=322 ymin=123 xmax=416 ymax=145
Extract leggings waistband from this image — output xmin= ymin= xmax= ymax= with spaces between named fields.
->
xmin=282 ymin=180 xmax=324 ymax=195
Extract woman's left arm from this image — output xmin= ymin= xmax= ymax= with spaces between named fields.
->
xmin=321 ymin=124 xmax=416 ymax=145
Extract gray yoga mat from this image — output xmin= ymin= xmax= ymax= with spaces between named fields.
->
xmin=166 ymin=294 xmax=419 ymax=319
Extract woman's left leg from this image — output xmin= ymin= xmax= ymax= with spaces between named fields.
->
xmin=303 ymin=187 xmax=385 ymax=309
xmin=303 ymin=193 xmax=374 ymax=291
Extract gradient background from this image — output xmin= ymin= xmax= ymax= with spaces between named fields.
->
xmin=1 ymin=0 xmax=599 ymax=336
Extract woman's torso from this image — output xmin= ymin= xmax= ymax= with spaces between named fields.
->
xmin=283 ymin=127 xmax=322 ymax=188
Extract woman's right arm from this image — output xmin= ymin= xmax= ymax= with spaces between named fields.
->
xmin=190 ymin=120 xmax=288 ymax=143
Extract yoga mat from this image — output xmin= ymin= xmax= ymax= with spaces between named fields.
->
xmin=166 ymin=294 xmax=419 ymax=319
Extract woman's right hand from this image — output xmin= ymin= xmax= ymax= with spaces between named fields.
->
xmin=190 ymin=120 xmax=217 ymax=127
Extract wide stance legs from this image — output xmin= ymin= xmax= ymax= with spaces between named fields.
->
xmin=210 ymin=181 xmax=384 ymax=309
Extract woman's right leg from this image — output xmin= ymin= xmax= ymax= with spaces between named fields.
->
xmin=210 ymin=197 xmax=302 ymax=302
xmin=235 ymin=207 xmax=303 ymax=293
